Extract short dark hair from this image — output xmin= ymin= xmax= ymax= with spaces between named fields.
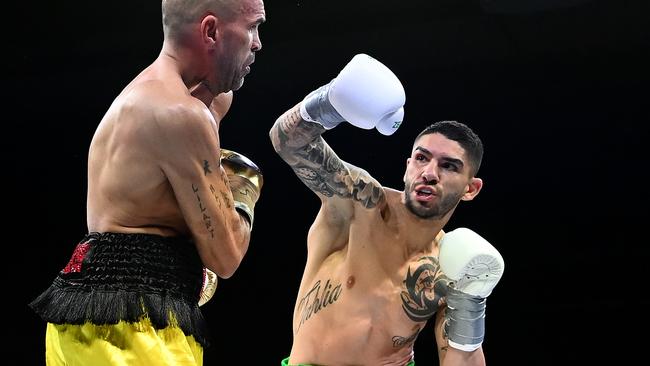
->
xmin=414 ymin=120 xmax=484 ymax=176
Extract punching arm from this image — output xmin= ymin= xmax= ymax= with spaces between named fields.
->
xmin=269 ymin=54 xmax=405 ymax=208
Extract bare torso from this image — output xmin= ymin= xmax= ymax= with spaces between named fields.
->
xmin=290 ymin=189 xmax=448 ymax=366
xmin=86 ymin=63 xmax=206 ymax=237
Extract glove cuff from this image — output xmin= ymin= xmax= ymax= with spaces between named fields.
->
xmin=229 ymin=177 xmax=258 ymax=229
xmin=234 ymin=201 xmax=254 ymax=229
xmin=300 ymin=82 xmax=344 ymax=129
xmin=444 ymin=287 xmax=486 ymax=351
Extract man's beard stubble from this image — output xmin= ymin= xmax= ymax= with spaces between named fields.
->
xmin=403 ymin=184 xmax=463 ymax=220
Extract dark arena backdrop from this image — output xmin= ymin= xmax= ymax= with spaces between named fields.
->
xmin=8 ymin=1 xmax=648 ymax=365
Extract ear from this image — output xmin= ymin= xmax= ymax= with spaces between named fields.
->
xmin=201 ymin=15 xmax=219 ymax=45
xmin=403 ymin=157 xmax=411 ymax=183
xmin=461 ymin=177 xmax=483 ymax=201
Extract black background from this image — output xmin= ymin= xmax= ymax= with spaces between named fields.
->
xmin=9 ymin=0 xmax=649 ymax=364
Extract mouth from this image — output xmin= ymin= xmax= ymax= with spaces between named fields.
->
xmin=243 ymin=61 xmax=253 ymax=76
xmin=414 ymin=185 xmax=436 ymax=202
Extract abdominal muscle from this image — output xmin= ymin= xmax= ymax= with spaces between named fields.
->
xmin=290 ymin=261 xmax=422 ymax=366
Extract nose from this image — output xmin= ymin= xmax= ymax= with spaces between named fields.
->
xmin=252 ymin=32 xmax=262 ymax=52
xmin=421 ymin=167 xmax=439 ymax=185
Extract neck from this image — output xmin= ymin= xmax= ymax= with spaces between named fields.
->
xmin=398 ymin=200 xmax=454 ymax=256
xmin=159 ymin=41 xmax=209 ymax=92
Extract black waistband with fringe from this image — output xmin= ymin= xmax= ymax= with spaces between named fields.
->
xmin=29 ymin=232 xmax=211 ymax=347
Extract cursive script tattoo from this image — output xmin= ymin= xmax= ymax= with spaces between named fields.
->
xmin=193 ymin=183 xmax=214 ymax=238
xmin=297 ymin=279 xmax=343 ymax=330
xmin=392 ymin=328 xmax=421 ymax=348
xmin=400 ymin=256 xmax=450 ymax=322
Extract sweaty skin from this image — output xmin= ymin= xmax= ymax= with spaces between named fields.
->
xmin=270 ymin=105 xmax=485 ymax=366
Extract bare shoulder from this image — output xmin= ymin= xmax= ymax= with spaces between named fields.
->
xmin=314 ymin=166 xmax=389 ymax=229
xmin=123 ymin=79 xmax=214 ymax=143
xmin=91 ymin=79 xmax=218 ymax=182
xmin=382 ymin=187 xmax=403 ymax=202
xmin=374 ymin=186 xmax=402 ymax=213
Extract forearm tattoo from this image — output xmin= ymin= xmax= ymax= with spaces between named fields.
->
xmin=208 ymin=168 xmax=233 ymax=211
xmin=440 ymin=345 xmax=449 ymax=354
xmin=271 ymin=106 xmax=383 ymax=208
xmin=209 ymin=184 xmax=232 ymax=210
xmin=296 ymin=278 xmax=343 ymax=331
xmin=193 ymin=183 xmax=215 ymax=238
xmin=400 ymin=256 xmax=450 ymax=322
xmin=203 ymin=160 xmax=212 ymax=175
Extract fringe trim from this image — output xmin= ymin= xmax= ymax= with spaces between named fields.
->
xmin=29 ymin=277 xmax=210 ymax=347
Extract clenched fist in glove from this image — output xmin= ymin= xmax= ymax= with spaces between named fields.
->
xmin=299 ymin=53 xmax=406 ymax=136
xmin=220 ymin=148 xmax=263 ymax=229
xmin=439 ymin=228 xmax=505 ymax=352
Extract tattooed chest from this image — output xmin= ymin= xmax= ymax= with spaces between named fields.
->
xmin=400 ymin=256 xmax=449 ymax=322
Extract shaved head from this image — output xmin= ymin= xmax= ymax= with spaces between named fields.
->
xmin=162 ymin=0 xmax=239 ymax=40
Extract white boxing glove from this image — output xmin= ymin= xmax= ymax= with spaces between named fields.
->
xmin=375 ymin=107 xmax=404 ymax=136
xmin=439 ymin=228 xmax=505 ymax=298
xmin=299 ymin=54 xmax=405 ymax=136
xmin=439 ymin=228 xmax=505 ymax=352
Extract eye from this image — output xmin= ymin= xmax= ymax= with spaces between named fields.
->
xmin=440 ymin=162 xmax=459 ymax=172
xmin=415 ymin=154 xmax=427 ymax=162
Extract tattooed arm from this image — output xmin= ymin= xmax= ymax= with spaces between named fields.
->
xmin=434 ymin=302 xmax=486 ymax=366
xmin=269 ymin=103 xmax=385 ymax=214
xmin=269 ymin=54 xmax=407 ymax=213
xmin=157 ymin=96 xmax=250 ymax=278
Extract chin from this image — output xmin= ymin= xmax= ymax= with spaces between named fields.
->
xmin=231 ymin=77 xmax=245 ymax=91
xmin=405 ymin=198 xmax=436 ymax=219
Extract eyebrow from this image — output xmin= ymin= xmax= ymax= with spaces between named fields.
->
xmin=414 ymin=147 xmax=464 ymax=167
xmin=414 ymin=146 xmax=432 ymax=156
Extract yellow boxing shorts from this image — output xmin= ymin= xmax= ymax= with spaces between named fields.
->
xmin=46 ymin=318 xmax=203 ymax=366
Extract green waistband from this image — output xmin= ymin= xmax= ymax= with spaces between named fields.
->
xmin=281 ymin=356 xmax=415 ymax=366
xmin=281 ymin=357 xmax=310 ymax=366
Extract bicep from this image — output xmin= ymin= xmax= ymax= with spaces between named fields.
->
xmin=156 ymin=107 xmax=247 ymax=274
xmin=156 ymin=107 xmax=228 ymax=231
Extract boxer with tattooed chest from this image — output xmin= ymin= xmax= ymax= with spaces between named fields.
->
xmin=270 ymin=55 xmax=504 ymax=366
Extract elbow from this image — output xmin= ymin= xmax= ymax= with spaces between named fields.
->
xmin=269 ymin=122 xmax=282 ymax=153
xmin=205 ymin=249 xmax=244 ymax=279
xmin=214 ymin=263 xmax=238 ymax=279
xmin=201 ymin=234 xmax=249 ymax=279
